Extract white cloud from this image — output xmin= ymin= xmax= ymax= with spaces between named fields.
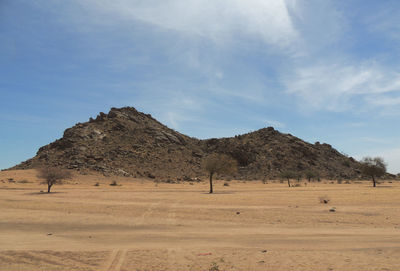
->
xmin=77 ymin=0 xmax=298 ymax=49
xmin=284 ymin=61 xmax=400 ymax=112
xmin=367 ymin=96 xmax=400 ymax=106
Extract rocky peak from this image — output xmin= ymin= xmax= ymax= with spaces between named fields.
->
xmin=12 ymin=106 xmax=362 ymax=180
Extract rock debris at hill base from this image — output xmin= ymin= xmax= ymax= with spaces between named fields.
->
xmin=12 ymin=107 xmax=361 ymax=180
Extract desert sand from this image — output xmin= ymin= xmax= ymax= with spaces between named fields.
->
xmin=0 ymin=169 xmax=399 ymax=270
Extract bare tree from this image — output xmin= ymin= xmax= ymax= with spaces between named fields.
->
xmin=37 ymin=167 xmax=72 ymax=193
xmin=360 ymin=157 xmax=387 ymax=187
xmin=280 ymin=170 xmax=297 ymax=187
xmin=202 ymin=153 xmax=237 ymax=193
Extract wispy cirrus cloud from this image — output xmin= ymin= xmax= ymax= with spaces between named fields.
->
xmin=74 ymin=0 xmax=299 ymax=49
xmin=283 ymin=60 xmax=400 ymax=113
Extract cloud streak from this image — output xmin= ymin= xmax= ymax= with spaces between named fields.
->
xmin=284 ymin=61 xmax=400 ymax=113
xmin=77 ymin=0 xmax=298 ymax=49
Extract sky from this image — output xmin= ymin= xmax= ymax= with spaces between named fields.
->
xmin=1 ymin=0 xmax=400 ymax=173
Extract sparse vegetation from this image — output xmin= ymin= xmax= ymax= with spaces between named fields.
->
xmin=209 ymin=262 xmax=220 ymax=271
xmin=304 ymin=170 xmax=317 ymax=182
xmin=203 ymin=153 xmax=237 ymax=193
xmin=319 ymin=196 xmax=330 ymax=204
xmin=37 ymin=167 xmax=72 ymax=193
xmin=295 ymin=172 xmax=302 ymax=182
xmin=360 ymin=157 xmax=387 ymax=187
xmin=110 ymin=180 xmax=118 ymax=186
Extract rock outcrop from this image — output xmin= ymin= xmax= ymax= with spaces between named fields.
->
xmin=12 ymin=107 xmax=361 ymax=180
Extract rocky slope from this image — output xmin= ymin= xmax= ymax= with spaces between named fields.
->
xmin=12 ymin=107 xmax=361 ymax=180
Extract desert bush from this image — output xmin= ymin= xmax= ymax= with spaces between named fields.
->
xmin=37 ymin=167 xmax=72 ymax=193
xmin=209 ymin=262 xmax=220 ymax=271
xmin=94 ymin=182 xmax=100 ymax=186
xmin=261 ymin=176 xmax=268 ymax=184
xmin=319 ymin=196 xmax=330 ymax=204
xmin=110 ymin=180 xmax=118 ymax=186
xmin=223 ymin=182 xmax=229 ymax=186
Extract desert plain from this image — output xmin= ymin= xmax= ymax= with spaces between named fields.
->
xmin=0 ymin=169 xmax=399 ymax=270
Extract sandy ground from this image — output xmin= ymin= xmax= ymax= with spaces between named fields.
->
xmin=0 ymin=169 xmax=399 ymax=270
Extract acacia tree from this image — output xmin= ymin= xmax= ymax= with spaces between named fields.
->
xmin=202 ymin=153 xmax=237 ymax=194
xmin=37 ymin=167 xmax=72 ymax=193
xmin=360 ymin=157 xmax=387 ymax=187
xmin=280 ymin=170 xmax=297 ymax=187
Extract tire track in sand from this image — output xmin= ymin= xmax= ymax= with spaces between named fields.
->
xmin=103 ymin=249 xmax=127 ymax=271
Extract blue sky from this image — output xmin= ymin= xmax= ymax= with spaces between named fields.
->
xmin=1 ymin=0 xmax=400 ymax=173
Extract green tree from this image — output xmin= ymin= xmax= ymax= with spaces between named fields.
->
xmin=203 ymin=153 xmax=237 ymax=194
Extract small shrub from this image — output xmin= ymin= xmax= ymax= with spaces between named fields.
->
xmin=223 ymin=182 xmax=229 ymax=186
xmin=94 ymin=182 xmax=100 ymax=186
xmin=262 ymin=177 xmax=267 ymax=184
xmin=209 ymin=262 xmax=220 ymax=271
xmin=319 ymin=196 xmax=330 ymax=204
xmin=110 ymin=180 xmax=118 ymax=186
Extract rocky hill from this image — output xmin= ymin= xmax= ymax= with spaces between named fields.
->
xmin=12 ymin=107 xmax=361 ymax=180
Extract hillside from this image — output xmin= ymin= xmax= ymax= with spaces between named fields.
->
xmin=12 ymin=107 xmax=361 ymax=180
